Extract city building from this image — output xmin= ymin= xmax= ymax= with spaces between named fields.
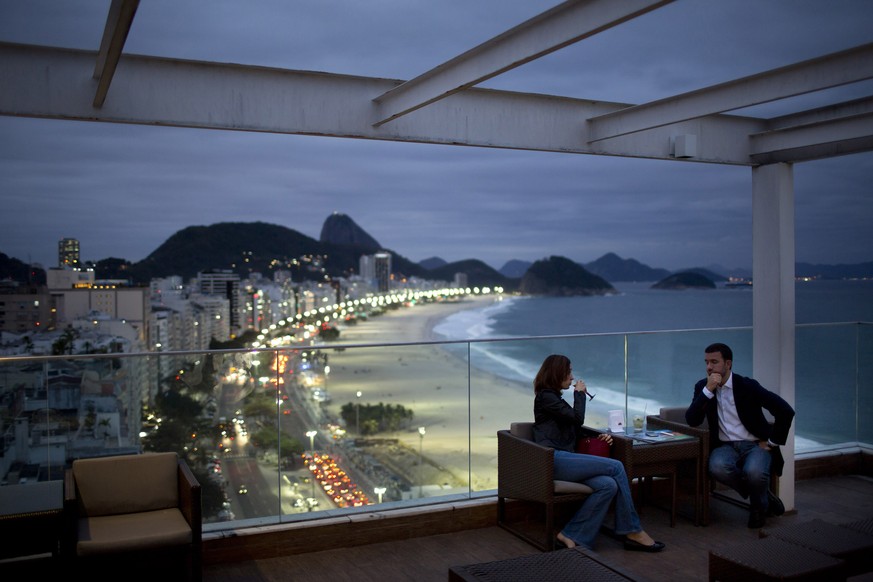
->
xmin=197 ymin=269 xmax=241 ymax=337
xmin=57 ymin=237 xmax=80 ymax=268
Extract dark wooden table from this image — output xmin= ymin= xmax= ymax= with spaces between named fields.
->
xmin=607 ymin=428 xmax=701 ymax=526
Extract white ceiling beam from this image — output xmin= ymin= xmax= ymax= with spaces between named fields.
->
xmin=0 ymin=42 xmax=765 ymax=165
xmin=766 ymin=96 xmax=873 ymax=131
xmin=371 ymin=0 xmax=673 ymax=127
xmin=93 ymin=0 xmax=139 ymax=108
xmin=749 ymin=112 xmax=873 ymax=164
xmin=587 ymin=43 xmax=873 ymax=143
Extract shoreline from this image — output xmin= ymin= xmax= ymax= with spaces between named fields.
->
xmin=322 ymin=294 xmax=531 ymax=491
xmin=319 ymin=293 xmax=609 ymax=493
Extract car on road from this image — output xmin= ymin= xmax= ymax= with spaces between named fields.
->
xmin=238 ymin=484 xmax=248 ymax=495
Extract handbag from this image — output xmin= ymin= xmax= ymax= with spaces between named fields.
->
xmin=576 ymin=435 xmax=610 ymax=457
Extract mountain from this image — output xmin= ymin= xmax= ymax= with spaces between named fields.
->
xmin=419 ymin=257 xmax=448 ymax=270
xmin=3 ymin=219 xmax=873 ymax=286
xmin=425 ymin=259 xmax=516 ymax=290
xmin=703 ymin=263 xmax=753 ymax=279
xmin=520 ymin=256 xmax=616 ymax=296
xmin=124 ymin=221 xmax=427 ymax=284
xmin=583 ymin=252 xmax=671 ymax=282
xmin=319 ymin=212 xmax=382 ymax=252
xmin=0 ymin=252 xmax=47 ymax=285
xmin=652 ymin=271 xmax=716 ymax=290
xmin=679 ymin=267 xmax=728 ymax=282
xmin=499 ymin=259 xmax=531 ymax=279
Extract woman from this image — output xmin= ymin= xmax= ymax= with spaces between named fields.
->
xmin=533 ymin=354 xmax=665 ymax=552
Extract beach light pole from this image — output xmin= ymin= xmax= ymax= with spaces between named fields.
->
xmin=418 ymin=426 xmax=426 ymax=498
xmin=306 ymin=430 xmax=317 ymax=453
xmin=374 ymin=486 xmax=386 ymax=504
xmin=305 ymin=430 xmax=317 ymax=509
xmin=356 ymin=391 xmax=362 ymax=434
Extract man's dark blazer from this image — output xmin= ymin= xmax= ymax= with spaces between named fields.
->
xmin=685 ymin=373 xmax=795 ymax=476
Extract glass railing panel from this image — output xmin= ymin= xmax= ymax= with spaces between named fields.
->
xmin=858 ymin=323 xmax=873 ymax=447
xmin=275 ymin=341 xmax=474 ymax=519
xmin=624 ymin=328 xmax=752 ymax=424
xmin=796 ymin=324 xmax=862 ymax=451
xmin=466 ymin=333 xmax=629 ymax=492
xmin=1 ymin=320 xmax=870 ymax=538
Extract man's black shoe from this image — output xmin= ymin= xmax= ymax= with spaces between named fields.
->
xmin=748 ymin=510 xmax=766 ymax=529
xmin=766 ymin=490 xmax=785 ymax=517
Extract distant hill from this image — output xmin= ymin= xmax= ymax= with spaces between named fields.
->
xmin=652 ymin=271 xmax=716 ymax=290
xmin=583 ymin=252 xmax=671 ymax=282
xmin=319 ymin=212 xmax=382 ymax=252
xmin=499 ymin=259 xmax=531 ymax=279
xmin=679 ymin=267 xmax=727 ymax=282
xmin=419 ymin=256 xmax=448 ymax=270
xmin=3 ymin=218 xmax=873 ymax=286
xmin=520 ymin=256 xmax=616 ymax=296
xmin=0 ymin=252 xmax=46 ymax=285
xmin=125 ymin=221 xmax=427 ymax=284
xmin=426 ymin=259 xmax=516 ymax=291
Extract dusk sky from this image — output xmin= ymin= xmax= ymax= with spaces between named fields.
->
xmin=2 ymin=0 xmax=872 ymax=273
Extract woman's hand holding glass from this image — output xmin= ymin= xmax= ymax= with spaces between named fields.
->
xmin=572 ymin=378 xmax=596 ymax=401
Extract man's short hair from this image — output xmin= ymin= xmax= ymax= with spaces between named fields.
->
xmin=705 ymin=342 xmax=733 ymax=362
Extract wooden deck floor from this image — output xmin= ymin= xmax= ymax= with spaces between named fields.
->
xmin=203 ymin=474 xmax=873 ymax=582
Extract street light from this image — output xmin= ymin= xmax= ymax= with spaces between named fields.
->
xmin=374 ymin=486 xmax=386 ymax=504
xmin=305 ymin=430 xmax=317 ymax=453
xmin=305 ymin=430 xmax=317 ymax=508
xmin=418 ymin=426 xmax=426 ymax=498
xmin=356 ymin=391 xmax=362 ymax=434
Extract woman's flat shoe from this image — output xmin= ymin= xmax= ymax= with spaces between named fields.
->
xmin=623 ymin=538 xmax=665 ymax=553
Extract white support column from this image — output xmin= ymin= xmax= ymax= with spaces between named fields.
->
xmin=751 ymin=162 xmax=796 ymax=510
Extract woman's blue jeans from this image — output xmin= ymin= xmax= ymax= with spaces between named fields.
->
xmin=552 ymin=450 xmax=642 ymax=549
xmin=709 ymin=441 xmax=772 ymax=511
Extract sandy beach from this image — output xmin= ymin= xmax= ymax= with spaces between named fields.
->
xmin=319 ymin=293 xmax=535 ymax=493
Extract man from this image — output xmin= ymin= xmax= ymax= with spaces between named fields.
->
xmin=685 ymin=342 xmax=795 ymax=528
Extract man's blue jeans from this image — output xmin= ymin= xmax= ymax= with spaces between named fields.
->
xmin=709 ymin=441 xmax=772 ymax=512
xmin=552 ymin=450 xmax=643 ymax=549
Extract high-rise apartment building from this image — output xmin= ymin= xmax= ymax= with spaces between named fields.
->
xmin=359 ymin=253 xmax=392 ymax=292
xmin=374 ymin=253 xmax=391 ymax=293
xmin=197 ymin=269 xmax=241 ymax=337
xmin=58 ymin=237 xmax=80 ymax=268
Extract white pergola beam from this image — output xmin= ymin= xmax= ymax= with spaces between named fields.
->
xmin=750 ymin=112 xmax=873 ymax=164
xmin=92 ymin=0 xmax=139 ymax=108
xmin=0 ymin=42 xmax=766 ymax=164
xmin=371 ymin=0 xmax=673 ymax=127
xmin=587 ymin=43 xmax=873 ymax=143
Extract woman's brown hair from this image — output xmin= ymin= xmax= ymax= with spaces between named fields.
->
xmin=533 ymin=354 xmax=571 ymax=394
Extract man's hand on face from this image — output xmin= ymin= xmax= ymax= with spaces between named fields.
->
xmin=707 ymin=373 xmax=723 ymax=392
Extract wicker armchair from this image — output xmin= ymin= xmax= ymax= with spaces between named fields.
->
xmin=497 ymin=422 xmax=601 ymax=551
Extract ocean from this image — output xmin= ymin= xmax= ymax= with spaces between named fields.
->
xmin=432 ymin=279 xmax=873 ymax=450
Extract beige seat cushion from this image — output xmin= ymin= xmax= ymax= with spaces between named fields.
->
xmin=509 ymin=422 xmax=593 ymax=494
xmin=72 ymin=452 xmax=179 ymax=517
xmin=76 ymin=507 xmax=192 ymax=556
